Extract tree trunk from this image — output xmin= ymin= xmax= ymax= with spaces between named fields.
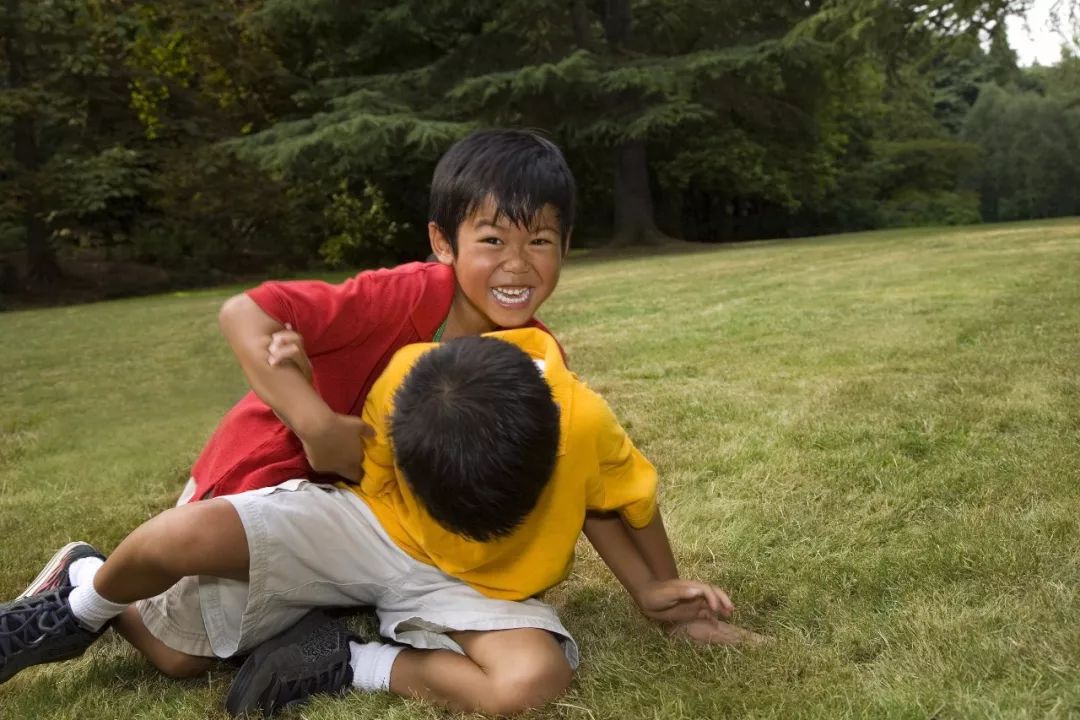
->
xmin=611 ymin=139 xmax=665 ymax=246
xmin=604 ymin=0 xmax=667 ymax=246
xmin=604 ymin=0 xmax=632 ymax=51
xmin=570 ymin=0 xmax=595 ymax=51
xmin=4 ymin=0 xmax=61 ymax=284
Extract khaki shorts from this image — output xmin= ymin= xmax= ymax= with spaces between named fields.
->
xmin=141 ymin=479 xmax=579 ymax=667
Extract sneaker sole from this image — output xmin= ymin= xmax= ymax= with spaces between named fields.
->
xmin=224 ymin=611 xmax=344 ymax=718
xmin=15 ymin=542 xmax=91 ymax=601
xmin=0 ymin=640 xmax=92 ymax=685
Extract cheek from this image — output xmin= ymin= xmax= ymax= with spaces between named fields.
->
xmin=458 ymin=261 xmax=496 ymax=295
xmin=534 ymin=255 xmax=563 ymax=284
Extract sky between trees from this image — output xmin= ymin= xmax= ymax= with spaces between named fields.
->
xmin=1008 ymin=0 xmax=1074 ymax=64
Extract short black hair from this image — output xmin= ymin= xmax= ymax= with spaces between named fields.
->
xmin=390 ymin=336 xmax=561 ymax=542
xmin=429 ymin=129 xmax=576 ymax=251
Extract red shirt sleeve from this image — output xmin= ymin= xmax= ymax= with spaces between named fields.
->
xmin=246 ymin=273 xmax=383 ymax=357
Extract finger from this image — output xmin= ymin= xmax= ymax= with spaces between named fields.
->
xmin=663 ymin=585 xmax=704 ymax=608
xmin=693 ymin=582 xmax=721 ymax=614
xmin=267 ymin=341 xmax=298 ymax=366
xmin=270 ymin=331 xmax=302 ymax=347
xmin=714 ymin=587 xmax=735 ymax=618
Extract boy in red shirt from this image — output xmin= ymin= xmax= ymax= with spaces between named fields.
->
xmin=187 ymin=128 xmax=573 ymax=500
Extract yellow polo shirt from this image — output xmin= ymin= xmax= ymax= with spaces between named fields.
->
xmin=346 ymin=327 xmax=657 ymax=601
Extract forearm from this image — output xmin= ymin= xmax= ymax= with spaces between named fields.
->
xmin=584 ymin=508 xmax=680 ymax=592
xmin=625 ymin=510 xmax=679 ymax=581
xmin=218 ymin=293 xmax=331 ymax=435
xmin=583 ymin=513 xmax=653 ymax=602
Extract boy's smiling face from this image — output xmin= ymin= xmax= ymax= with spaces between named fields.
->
xmin=432 ymin=197 xmax=566 ymax=336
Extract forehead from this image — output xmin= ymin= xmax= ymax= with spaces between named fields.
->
xmin=465 ymin=196 xmax=561 ymax=233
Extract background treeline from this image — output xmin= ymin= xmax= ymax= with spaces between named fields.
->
xmin=1 ymin=0 xmax=1077 ymax=299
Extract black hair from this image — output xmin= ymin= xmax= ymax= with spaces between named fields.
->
xmin=429 ymin=129 xmax=576 ymax=251
xmin=390 ymin=336 xmax=561 ymax=542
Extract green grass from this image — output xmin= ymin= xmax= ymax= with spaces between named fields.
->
xmin=2 ymin=219 xmax=1079 ymax=719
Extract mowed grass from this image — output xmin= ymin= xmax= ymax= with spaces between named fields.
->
xmin=1 ymin=219 xmax=1079 ymax=719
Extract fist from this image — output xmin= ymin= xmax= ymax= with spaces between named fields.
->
xmin=268 ymin=324 xmax=313 ymax=384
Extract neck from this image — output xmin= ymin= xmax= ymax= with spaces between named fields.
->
xmin=441 ymin=289 xmax=498 ymax=340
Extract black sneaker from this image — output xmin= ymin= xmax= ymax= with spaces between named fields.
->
xmin=16 ymin=542 xmax=106 ymax=601
xmin=225 ymin=610 xmax=355 ymax=718
xmin=0 ymin=587 xmax=103 ymax=685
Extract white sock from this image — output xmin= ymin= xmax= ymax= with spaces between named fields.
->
xmin=68 ymin=570 xmax=128 ymax=632
xmin=348 ymin=640 xmax=404 ymax=692
xmin=68 ymin=557 xmax=104 ymax=588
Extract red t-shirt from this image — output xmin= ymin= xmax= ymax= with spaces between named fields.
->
xmin=188 ymin=262 xmax=559 ymax=501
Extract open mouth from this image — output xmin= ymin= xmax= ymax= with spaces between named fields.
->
xmin=490 ymin=286 xmax=533 ymax=307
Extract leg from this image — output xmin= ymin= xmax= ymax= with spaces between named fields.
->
xmin=114 ymin=606 xmax=214 ymax=679
xmin=0 ymin=500 xmax=246 ymax=685
xmin=390 ymin=628 xmax=572 ymax=715
xmin=94 ymin=498 xmax=249 ymax=603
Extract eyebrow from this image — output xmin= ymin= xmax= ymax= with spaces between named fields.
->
xmin=474 ymin=218 xmax=559 ymax=235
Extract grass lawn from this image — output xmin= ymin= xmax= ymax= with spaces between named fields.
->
xmin=1 ymin=219 xmax=1078 ymax=719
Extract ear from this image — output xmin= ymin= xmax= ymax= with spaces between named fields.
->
xmin=562 ymin=227 xmax=573 ymax=259
xmin=428 ymin=222 xmax=455 ymax=265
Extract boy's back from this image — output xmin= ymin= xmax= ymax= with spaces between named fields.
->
xmin=353 ymin=327 xmax=657 ymax=600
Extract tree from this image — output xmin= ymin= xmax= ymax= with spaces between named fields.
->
xmin=0 ymin=0 xmax=133 ymax=283
xmin=963 ymin=83 xmax=1080 ymax=220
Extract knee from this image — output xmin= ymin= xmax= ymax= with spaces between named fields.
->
xmin=143 ymin=501 xmax=246 ymax=575
xmin=486 ymin=654 xmax=572 ymax=715
xmin=152 ymin=651 xmax=214 ymax=680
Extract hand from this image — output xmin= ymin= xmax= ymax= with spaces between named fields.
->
xmin=299 ymin=411 xmax=375 ymax=483
xmin=635 ymin=579 xmax=734 ymax=625
xmin=667 ymin=617 xmax=770 ymax=647
xmin=267 ymin=324 xmax=313 ymax=384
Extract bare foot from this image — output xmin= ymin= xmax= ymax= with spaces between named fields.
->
xmin=668 ymin=618 xmax=771 ymax=646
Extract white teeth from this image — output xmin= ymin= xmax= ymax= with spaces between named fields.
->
xmin=491 ymin=287 xmax=532 ymax=305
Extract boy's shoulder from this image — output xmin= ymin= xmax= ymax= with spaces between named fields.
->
xmin=482 ymin=328 xmax=619 ymax=448
xmin=352 ymin=261 xmax=454 ymax=296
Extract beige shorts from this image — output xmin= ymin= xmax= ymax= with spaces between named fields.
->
xmin=140 ymin=479 xmax=579 ymax=667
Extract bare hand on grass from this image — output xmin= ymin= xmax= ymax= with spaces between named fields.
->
xmin=668 ymin=617 xmax=770 ymax=647
xmin=636 ymin=579 xmax=734 ymax=624
xmin=636 ymin=579 xmax=768 ymax=646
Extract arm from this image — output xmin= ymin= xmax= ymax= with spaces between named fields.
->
xmin=218 ymin=293 xmax=328 ymax=434
xmin=218 ymin=293 xmax=371 ymax=481
xmin=584 ymin=510 xmax=730 ymax=622
xmin=586 ymin=512 xmax=768 ymax=646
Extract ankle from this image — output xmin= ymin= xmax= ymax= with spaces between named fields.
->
xmin=348 ymin=641 xmax=403 ymax=692
xmin=68 ymin=571 xmax=127 ymax=632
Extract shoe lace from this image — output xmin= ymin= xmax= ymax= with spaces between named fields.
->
xmin=0 ymin=590 xmax=76 ymax=655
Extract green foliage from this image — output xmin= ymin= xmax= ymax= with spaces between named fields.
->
xmin=1 ymin=0 xmax=1074 ymax=296
xmin=880 ymin=189 xmax=982 ymax=226
xmin=135 ymin=152 xmax=312 ymax=273
xmin=963 ymin=83 xmax=1080 ymax=221
xmin=319 ymin=181 xmax=410 ymax=268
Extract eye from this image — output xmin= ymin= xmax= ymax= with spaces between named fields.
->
xmin=481 ymin=236 xmax=502 ymax=246
xmin=530 ymin=237 xmax=554 ymax=246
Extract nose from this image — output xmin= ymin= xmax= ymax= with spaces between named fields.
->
xmin=501 ymin=246 xmax=530 ymax=273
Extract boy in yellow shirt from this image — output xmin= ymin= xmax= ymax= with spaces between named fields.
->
xmin=0 ymin=331 xmax=753 ymax=716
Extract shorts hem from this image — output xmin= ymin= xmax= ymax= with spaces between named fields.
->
xmin=136 ymin=598 xmax=216 ymax=658
xmin=387 ymin=614 xmax=580 ymax=669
